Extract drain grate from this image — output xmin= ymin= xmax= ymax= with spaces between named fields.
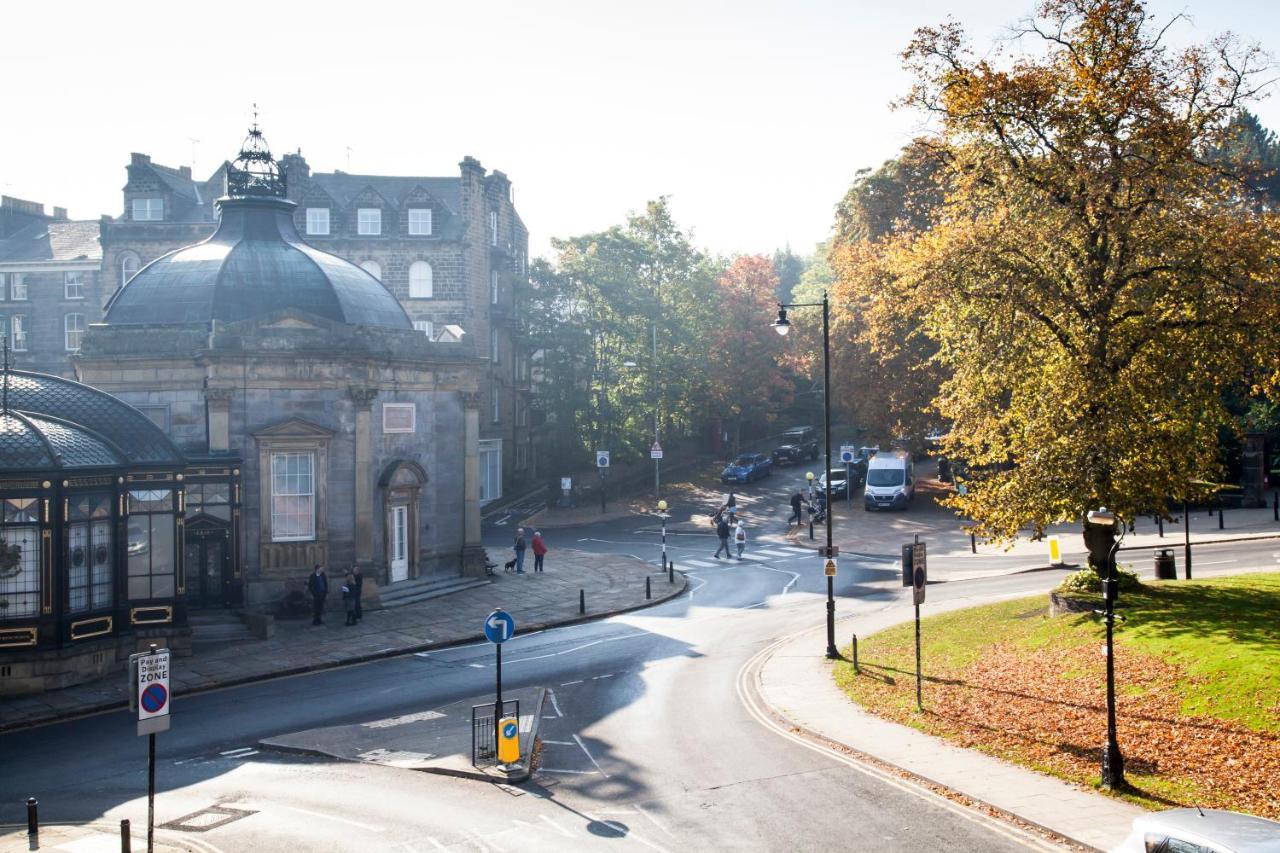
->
xmin=161 ymin=805 xmax=257 ymax=833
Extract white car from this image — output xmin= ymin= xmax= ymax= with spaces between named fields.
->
xmin=1112 ymin=808 xmax=1280 ymax=853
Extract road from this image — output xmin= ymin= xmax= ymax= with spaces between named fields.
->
xmin=2 ymin=470 xmax=1275 ymax=852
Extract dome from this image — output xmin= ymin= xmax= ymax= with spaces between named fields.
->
xmin=0 ymin=370 xmax=185 ymax=470
xmin=103 ymin=195 xmax=412 ymax=330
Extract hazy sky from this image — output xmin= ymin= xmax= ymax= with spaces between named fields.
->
xmin=5 ymin=1 xmax=1278 ymax=260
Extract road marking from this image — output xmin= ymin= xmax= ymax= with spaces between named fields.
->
xmin=580 ymin=810 xmax=673 ymax=853
xmin=539 ymin=814 xmax=576 ymax=838
xmin=549 ymin=691 xmax=564 ymax=718
xmin=541 ymin=739 xmax=575 ymax=745
xmin=755 ymin=564 xmax=800 ymax=594
xmin=634 ymin=803 xmax=674 ymax=837
xmin=572 ymin=733 xmax=609 ymax=778
xmin=682 ymin=559 xmax=718 ymax=568
xmin=425 ymin=837 xmax=449 ymax=851
xmin=1195 ymin=559 xmax=1238 ymax=566
xmin=539 ymin=767 xmax=599 ymax=774
xmin=752 ymin=549 xmax=793 ymax=558
xmin=686 ymin=576 xmax=709 ymax=598
xmin=560 ymin=679 xmax=583 ymax=686
xmin=592 ymin=673 xmax=614 ymax=680
xmin=362 ymin=710 xmax=445 ymax=729
xmin=504 ymin=632 xmax=647 ymax=665
xmin=274 ymin=804 xmax=385 ymax=833
xmin=219 ymin=747 xmax=255 ymax=756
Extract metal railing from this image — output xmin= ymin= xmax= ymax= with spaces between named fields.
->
xmin=471 ymin=699 xmax=519 ymax=766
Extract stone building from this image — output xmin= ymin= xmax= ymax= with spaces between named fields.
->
xmin=76 ymin=127 xmax=488 ymax=615
xmin=100 ymin=144 xmax=537 ymax=504
xmin=0 ymin=197 xmax=109 ymax=378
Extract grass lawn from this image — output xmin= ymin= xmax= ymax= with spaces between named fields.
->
xmin=833 ymin=572 xmax=1280 ymax=819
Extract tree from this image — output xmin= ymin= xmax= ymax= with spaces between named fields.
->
xmin=840 ymin=0 xmax=1280 ymax=546
xmin=705 ymin=256 xmax=792 ymax=451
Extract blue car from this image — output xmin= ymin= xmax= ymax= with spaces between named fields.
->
xmin=721 ymin=453 xmax=773 ymax=484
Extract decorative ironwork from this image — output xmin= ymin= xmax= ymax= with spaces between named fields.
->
xmin=225 ymin=106 xmax=286 ymax=199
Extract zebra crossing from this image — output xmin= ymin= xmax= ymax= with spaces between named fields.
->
xmin=676 ymin=545 xmax=812 ymax=569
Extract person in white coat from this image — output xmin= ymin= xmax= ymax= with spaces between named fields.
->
xmin=734 ymin=519 xmax=747 ymax=560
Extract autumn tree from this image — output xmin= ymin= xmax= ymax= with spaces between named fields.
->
xmin=840 ymin=0 xmax=1280 ymax=547
xmin=705 ymin=256 xmax=793 ymax=452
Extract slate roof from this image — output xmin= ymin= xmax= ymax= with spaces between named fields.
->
xmin=104 ymin=195 xmax=412 ymax=330
xmin=0 ymin=370 xmax=185 ymax=470
xmin=0 ymin=221 xmax=102 ymax=264
xmin=308 ymin=172 xmax=461 ymax=214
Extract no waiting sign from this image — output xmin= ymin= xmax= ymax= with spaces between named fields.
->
xmin=132 ymin=647 xmax=171 ymax=735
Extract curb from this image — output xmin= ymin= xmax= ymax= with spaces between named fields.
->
xmin=0 ymin=574 xmax=689 ymax=735
xmin=747 ymin=619 xmax=1105 ymax=852
xmin=504 ymin=686 xmax=548 ymax=784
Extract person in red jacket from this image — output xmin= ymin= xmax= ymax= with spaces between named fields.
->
xmin=531 ymin=530 xmax=548 ymax=573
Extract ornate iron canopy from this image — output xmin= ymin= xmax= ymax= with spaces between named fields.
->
xmin=226 ymin=107 xmax=285 ymax=198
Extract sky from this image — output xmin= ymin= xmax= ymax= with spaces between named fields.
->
xmin=4 ymin=0 xmax=1278 ymax=261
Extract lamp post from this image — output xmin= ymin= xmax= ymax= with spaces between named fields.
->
xmin=805 ymin=470 xmax=815 ymax=505
xmin=1086 ymin=506 xmax=1126 ymax=789
xmin=655 ymin=499 xmax=670 ymax=572
xmin=774 ymin=293 xmax=839 ymax=659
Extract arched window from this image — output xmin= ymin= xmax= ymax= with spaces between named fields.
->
xmin=360 ymin=260 xmax=382 ymax=281
xmin=120 ymin=252 xmax=141 ymax=288
xmin=409 ymin=261 xmax=433 ymax=298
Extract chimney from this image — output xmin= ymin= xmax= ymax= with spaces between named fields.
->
xmin=179 ymin=166 xmax=192 ymax=180
xmin=1 ymin=196 xmax=45 ymax=216
xmin=52 ymin=206 xmax=68 ymax=220
xmin=130 ymin=152 xmax=151 ymax=166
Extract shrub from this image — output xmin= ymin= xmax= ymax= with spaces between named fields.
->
xmin=1056 ymin=566 xmax=1142 ymax=595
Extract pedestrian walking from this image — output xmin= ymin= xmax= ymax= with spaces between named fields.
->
xmin=352 ymin=565 xmax=364 ymax=622
xmin=726 ymin=492 xmax=738 ymax=521
xmin=342 ymin=571 xmax=358 ymax=626
xmin=306 ymin=564 xmax=328 ymax=625
xmin=514 ymin=527 xmax=527 ymax=573
xmin=788 ymin=492 xmax=805 ymax=527
xmin=735 ymin=519 xmax=747 ymax=559
xmin=714 ymin=515 xmax=732 ymax=559
xmin=531 ymin=530 xmax=547 ymax=572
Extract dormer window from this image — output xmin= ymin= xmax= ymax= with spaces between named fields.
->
xmin=489 ymin=210 xmax=498 ymax=246
xmin=357 ymin=208 xmax=382 ymax=236
xmin=306 ymin=207 xmax=330 ymax=236
xmin=132 ymin=198 xmax=164 ymax=221
xmin=408 ymin=208 xmax=432 ymax=236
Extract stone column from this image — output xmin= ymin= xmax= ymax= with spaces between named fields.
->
xmin=204 ymin=387 xmax=235 ymax=453
xmin=349 ymin=385 xmax=379 ymax=571
xmin=461 ymin=390 xmax=486 ymax=576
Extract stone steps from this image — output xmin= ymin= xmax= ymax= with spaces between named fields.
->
xmin=377 ymin=575 xmax=491 ymax=609
xmin=188 ymin=611 xmax=256 ymax=645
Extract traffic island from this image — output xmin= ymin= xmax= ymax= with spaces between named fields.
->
xmin=260 ymin=686 xmax=548 ymax=784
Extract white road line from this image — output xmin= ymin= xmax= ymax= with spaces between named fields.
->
xmin=1195 ymin=559 xmax=1238 ymax=566
xmin=634 ymin=803 xmax=675 ymax=837
xmin=219 ymin=747 xmax=255 ymax=756
xmin=560 ymin=679 xmax=583 ymax=686
xmin=549 ymin=690 xmax=564 ymax=718
xmin=426 ymin=838 xmax=449 ymax=852
xmin=539 ymin=814 xmax=576 ymax=838
xmin=592 ymin=673 xmax=614 ymax=680
xmin=504 ymin=632 xmax=647 ymax=665
xmin=541 ymin=739 xmax=575 ymax=745
xmin=580 ymin=811 xmax=672 ymax=853
xmin=755 ymin=564 xmax=801 ymax=594
xmin=686 ymin=576 xmax=709 ymax=598
xmin=539 ymin=767 xmax=599 ymax=774
xmin=572 ymin=733 xmax=609 ymax=778
xmin=682 ymin=559 xmax=718 ymax=568
xmin=274 ymin=804 xmax=385 ymax=833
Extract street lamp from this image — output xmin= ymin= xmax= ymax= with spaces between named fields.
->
xmin=805 ymin=470 xmax=815 ymax=504
xmin=774 ymin=293 xmax=839 ymax=659
xmin=1086 ymin=506 xmax=1126 ymax=789
xmin=655 ymin=499 xmax=670 ymax=572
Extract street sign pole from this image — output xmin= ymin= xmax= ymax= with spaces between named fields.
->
xmin=845 ymin=462 xmax=852 ymax=504
xmin=130 ymin=643 xmax=170 ymax=853
xmin=483 ymin=609 xmax=515 ymax=760
xmin=148 ymin=732 xmax=155 ymax=853
xmin=912 ymin=538 xmax=927 ymax=710
xmin=494 ymin=642 xmax=502 ymax=752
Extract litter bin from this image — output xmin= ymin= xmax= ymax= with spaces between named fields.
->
xmin=1154 ymin=548 xmax=1176 ymax=580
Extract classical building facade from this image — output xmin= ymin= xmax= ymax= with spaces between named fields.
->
xmin=100 ymin=145 xmax=537 ymax=503
xmin=77 ymin=128 xmax=488 ymax=616
xmin=0 ymin=197 xmax=109 ymax=378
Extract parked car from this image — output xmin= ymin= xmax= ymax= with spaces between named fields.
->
xmin=864 ymin=450 xmax=915 ymax=511
xmin=721 ymin=453 xmax=773 ymax=484
xmin=1112 ymin=807 xmax=1280 ymax=853
xmin=772 ymin=426 xmax=819 ymax=465
xmin=818 ymin=465 xmax=863 ymax=500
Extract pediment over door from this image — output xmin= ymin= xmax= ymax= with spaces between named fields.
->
xmin=252 ymin=418 xmax=336 ymax=441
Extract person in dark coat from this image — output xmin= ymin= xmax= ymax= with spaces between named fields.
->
xmin=514 ymin=527 xmax=527 ymax=574
xmin=352 ymin=565 xmax=364 ymax=622
xmin=342 ymin=571 xmax=358 ymax=626
xmin=788 ymin=492 xmax=805 ymax=527
xmin=714 ymin=515 xmax=732 ymax=559
xmin=306 ymin=564 xmax=328 ymax=625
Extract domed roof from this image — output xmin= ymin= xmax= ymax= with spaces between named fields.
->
xmin=0 ymin=370 xmax=185 ymax=471
xmin=103 ymin=195 xmax=412 ymax=330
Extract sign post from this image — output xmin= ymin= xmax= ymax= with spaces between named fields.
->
xmin=484 ymin=609 xmax=515 ymax=760
xmin=912 ymin=540 xmax=927 ymax=710
xmin=129 ymin=645 xmax=170 ymax=853
xmin=840 ymin=446 xmax=856 ymax=503
xmin=596 ymin=451 xmax=610 ymax=513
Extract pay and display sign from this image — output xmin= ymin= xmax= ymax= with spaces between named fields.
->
xmin=131 ymin=647 xmax=171 ymax=735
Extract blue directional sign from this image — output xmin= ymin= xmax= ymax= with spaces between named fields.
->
xmin=502 ymin=720 xmax=518 ymax=740
xmin=484 ymin=609 xmax=515 ymax=644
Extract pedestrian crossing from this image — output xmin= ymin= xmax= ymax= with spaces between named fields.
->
xmin=676 ymin=546 xmax=812 ymax=569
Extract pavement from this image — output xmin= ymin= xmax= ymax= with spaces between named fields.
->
xmin=0 ymin=548 xmax=685 ymax=733
xmin=754 ymin=592 xmax=1147 ymax=852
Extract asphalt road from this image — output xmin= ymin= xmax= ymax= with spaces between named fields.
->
xmin=2 ymin=471 xmax=1275 ymax=852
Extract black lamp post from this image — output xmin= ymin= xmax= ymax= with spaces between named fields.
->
xmin=1086 ymin=506 xmax=1126 ymax=789
xmin=774 ymin=293 xmax=839 ymax=659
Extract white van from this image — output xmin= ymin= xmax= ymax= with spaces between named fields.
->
xmin=863 ymin=450 xmax=914 ymax=511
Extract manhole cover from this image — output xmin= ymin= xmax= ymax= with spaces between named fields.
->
xmin=161 ymin=805 xmax=257 ymax=832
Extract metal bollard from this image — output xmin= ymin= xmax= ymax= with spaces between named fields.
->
xmin=1218 ymin=504 xmax=1224 ymax=530
xmin=1158 ymin=515 xmax=1164 ymax=537
xmin=970 ymin=532 xmax=977 ymax=554
xmin=808 ymin=519 xmax=814 ymax=540
xmin=646 ymin=576 xmax=651 ymax=600
xmin=26 ymin=797 xmax=38 ymax=836
xmin=1274 ymin=490 xmax=1278 ymax=522
xmin=851 ymin=633 xmax=859 ymax=673
xmin=121 ymin=818 xmax=132 ymax=852
xmin=579 ymin=589 xmax=585 ymax=614
xmin=669 ymin=560 xmax=674 ymax=584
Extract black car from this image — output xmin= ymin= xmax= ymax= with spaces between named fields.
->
xmin=772 ymin=426 xmax=819 ymax=465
